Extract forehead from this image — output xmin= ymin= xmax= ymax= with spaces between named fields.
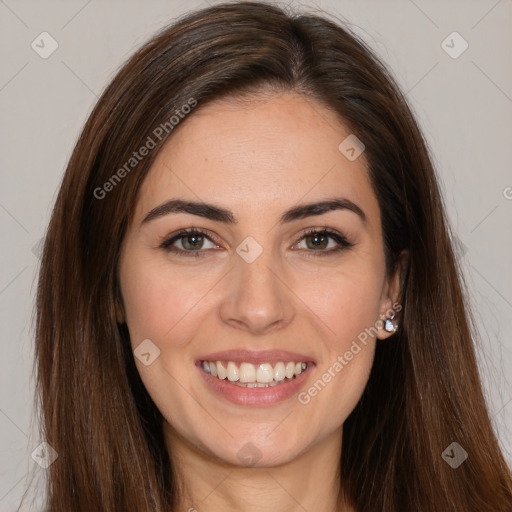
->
xmin=135 ymin=92 xmax=379 ymax=225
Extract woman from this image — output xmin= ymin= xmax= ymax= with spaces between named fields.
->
xmin=33 ymin=2 xmax=512 ymax=511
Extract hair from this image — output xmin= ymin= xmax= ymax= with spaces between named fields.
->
xmin=32 ymin=1 xmax=511 ymax=511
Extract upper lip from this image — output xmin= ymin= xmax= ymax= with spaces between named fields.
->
xmin=196 ymin=349 xmax=315 ymax=365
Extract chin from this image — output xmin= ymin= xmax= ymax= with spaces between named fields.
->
xmin=201 ymin=428 xmax=308 ymax=468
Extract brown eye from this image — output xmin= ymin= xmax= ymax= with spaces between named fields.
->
xmin=295 ymin=229 xmax=354 ymax=257
xmin=181 ymin=233 xmax=205 ymax=250
xmin=304 ymin=232 xmax=330 ymax=250
xmin=160 ymin=229 xmax=220 ymax=256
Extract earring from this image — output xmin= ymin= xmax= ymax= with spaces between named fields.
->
xmin=384 ymin=314 xmax=397 ymax=333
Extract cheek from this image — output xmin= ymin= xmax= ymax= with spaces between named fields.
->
xmin=119 ymin=253 xmax=214 ymax=348
xmin=293 ymin=265 xmax=382 ymax=420
xmin=302 ymin=266 xmax=384 ymax=348
xmin=118 ymin=252 xmax=213 ymax=433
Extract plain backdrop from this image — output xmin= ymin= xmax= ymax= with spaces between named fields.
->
xmin=1 ymin=0 xmax=511 ymax=510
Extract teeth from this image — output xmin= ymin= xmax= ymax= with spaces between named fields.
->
xmin=274 ymin=362 xmax=286 ymax=381
xmin=234 ymin=380 xmax=278 ymax=388
xmin=239 ymin=362 xmax=256 ymax=383
xmin=285 ymin=362 xmax=295 ymax=379
xmin=256 ymin=363 xmax=274 ymax=383
xmin=216 ymin=361 xmax=226 ymax=380
xmin=202 ymin=360 xmax=308 ymax=384
xmin=227 ymin=361 xmax=239 ymax=382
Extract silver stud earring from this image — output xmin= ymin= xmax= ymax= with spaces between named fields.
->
xmin=384 ymin=314 xmax=397 ymax=333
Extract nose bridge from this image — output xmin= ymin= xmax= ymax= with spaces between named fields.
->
xmin=219 ymin=238 xmax=294 ymax=333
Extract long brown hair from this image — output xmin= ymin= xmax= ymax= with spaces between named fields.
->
xmin=33 ymin=2 xmax=511 ymax=511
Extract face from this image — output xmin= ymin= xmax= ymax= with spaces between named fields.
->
xmin=118 ymin=92 xmax=401 ymax=468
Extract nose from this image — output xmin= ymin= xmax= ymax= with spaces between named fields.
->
xmin=219 ymin=248 xmax=295 ymax=335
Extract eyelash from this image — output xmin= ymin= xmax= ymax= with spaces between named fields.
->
xmin=159 ymin=227 xmax=354 ymax=258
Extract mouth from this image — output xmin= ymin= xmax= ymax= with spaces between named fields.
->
xmin=195 ymin=350 xmax=315 ymax=406
xmin=200 ymin=360 xmax=308 ymax=387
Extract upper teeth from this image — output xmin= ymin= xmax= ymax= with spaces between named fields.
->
xmin=202 ymin=361 xmax=307 ymax=383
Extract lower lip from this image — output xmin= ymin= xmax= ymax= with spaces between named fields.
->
xmin=197 ymin=363 xmax=314 ymax=406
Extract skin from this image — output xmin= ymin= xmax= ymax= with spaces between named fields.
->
xmin=118 ymin=91 xmax=403 ymax=512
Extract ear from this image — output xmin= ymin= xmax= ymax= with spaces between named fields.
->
xmin=376 ymin=250 xmax=408 ymax=340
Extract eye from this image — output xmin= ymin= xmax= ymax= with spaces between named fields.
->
xmin=160 ymin=228 xmax=221 ymax=256
xmin=160 ymin=227 xmax=354 ymax=258
xmin=294 ymin=228 xmax=354 ymax=257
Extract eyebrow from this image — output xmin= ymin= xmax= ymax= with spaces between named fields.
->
xmin=141 ymin=197 xmax=366 ymax=225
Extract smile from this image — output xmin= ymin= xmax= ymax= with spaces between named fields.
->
xmin=201 ymin=360 xmax=307 ymax=387
xmin=196 ymin=351 xmax=314 ymax=406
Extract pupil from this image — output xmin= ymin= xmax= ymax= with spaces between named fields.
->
xmin=184 ymin=234 xmax=202 ymax=250
xmin=308 ymin=233 xmax=327 ymax=249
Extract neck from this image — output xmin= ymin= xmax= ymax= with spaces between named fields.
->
xmin=165 ymin=425 xmax=354 ymax=512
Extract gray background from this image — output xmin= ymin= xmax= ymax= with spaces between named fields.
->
xmin=1 ymin=0 xmax=511 ymax=509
